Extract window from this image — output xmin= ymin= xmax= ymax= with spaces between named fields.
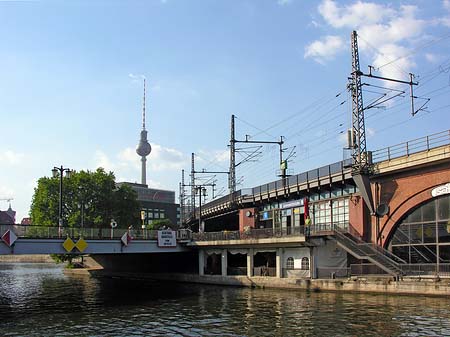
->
xmin=390 ymin=194 xmax=450 ymax=264
xmin=301 ymin=257 xmax=310 ymax=270
xmin=286 ymin=257 xmax=294 ymax=269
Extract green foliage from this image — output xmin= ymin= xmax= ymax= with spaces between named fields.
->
xmin=149 ymin=218 xmax=173 ymax=230
xmin=30 ymin=168 xmax=140 ymax=228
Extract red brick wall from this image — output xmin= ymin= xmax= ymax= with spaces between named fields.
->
xmin=371 ymin=163 xmax=450 ymax=247
xmin=349 ymin=195 xmax=366 ymax=239
xmin=239 ymin=207 xmax=257 ymax=232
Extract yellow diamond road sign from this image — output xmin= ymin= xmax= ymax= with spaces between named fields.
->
xmin=75 ymin=238 xmax=88 ymax=253
xmin=62 ymin=237 xmax=76 ymax=252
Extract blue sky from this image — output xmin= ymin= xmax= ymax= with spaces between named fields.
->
xmin=1 ymin=0 xmax=449 ymax=222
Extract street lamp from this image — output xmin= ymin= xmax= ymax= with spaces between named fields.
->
xmin=196 ymin=186 xmax=207 ymax=233
xmin=52 ymin=165 xmax=72 ymax=236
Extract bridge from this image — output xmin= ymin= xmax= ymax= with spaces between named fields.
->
xmin=0 ymin=225 xmax=190 ymax=255
xmin=1 ymin=130 xmax=449 ymax=280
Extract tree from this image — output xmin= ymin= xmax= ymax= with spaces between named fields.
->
xmin=30 ymin=168 xmax=139 ymax=229
xmin=149 ymin=218 xmax=173 ymax=230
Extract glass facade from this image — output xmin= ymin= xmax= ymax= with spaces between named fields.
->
xmin=310 ymin=198 xmax=349 ymax=231
xmin=390 ymin=194 xmax=450 ymax=264
xmin=257 ymin=185 xmax=352 ymax=231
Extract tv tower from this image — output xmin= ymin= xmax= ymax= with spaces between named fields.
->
xmin=136 ymin=78 xmax=152 ymax=185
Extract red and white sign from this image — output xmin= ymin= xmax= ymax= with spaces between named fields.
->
xmin=2 ymin=230 xmax=17 ymax=247
xmin=157 ymin=230 xmax=176 ymax=247
xmin=121 ymin=232 xmax=132 ymax=246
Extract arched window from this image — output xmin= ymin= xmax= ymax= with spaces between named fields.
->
xmin=390 ymin=194 xmax=450 ymax=265
xmin=286 ymin=257 xmax=294 ymax=269
xmin=301 ymin=257 xmax=310 ymax=270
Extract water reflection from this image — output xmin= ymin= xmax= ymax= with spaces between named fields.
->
xmin=0 ymin=263 xmax=449 ymax=336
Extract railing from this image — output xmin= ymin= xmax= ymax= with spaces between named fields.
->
xmin=0 ymin=224 xmax=183 ymax=241
xmin=316 ymin=267 xmax=350 ymax=279
xmin=371 ymin=129 xmax=450 ymax=162
xmin=192 ymin=226 xmax=305 ymax=242
xmin=253 ymin=266 xmax=276 ymax=277
xmin=350 ymin=263 xmax=389 ymax=276
xmin=398 ymin=263 xmax=450 ymax=277
xmin=227 ymin=267 xmax=247 ymax=276
xmin=332 ymin=227 xmax=404 ymax=276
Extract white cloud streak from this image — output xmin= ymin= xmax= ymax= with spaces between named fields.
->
xmin=277 ymin=0 xmax=293 ymax=6
xmin=304 ymin=35 xmax=345 ymax=64
xmin=0 ymin=150 xmax=25 ymax=165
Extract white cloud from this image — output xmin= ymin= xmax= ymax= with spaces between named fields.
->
xmin=0 ymin=185 xmax=14 ymax=199
xmin=318 ymin=0 xmax=394 ymax=28
xmin=93 ymin=150 xmax=116 ymax=172
xmin=277 ymin=0 xmax=293 ymax=6
xmin=116 ymin=144 xmax=188 ymax=172
xmin=304 ymin=35 xmax=345 ymax=64
xmin=307 ymin=1 xmax=430 ymax=78
xmin=444 ymin=0 xmax=450 ymax=11
xmin=149 ymin=144 xmax=188 ymax=171
xmin=0 ymin=150 xmax=24 ymax=165
xmin=425 ymin=53 xmax=440 ymax=63
xmin=372 ymin=44 xmax=416 ymax=84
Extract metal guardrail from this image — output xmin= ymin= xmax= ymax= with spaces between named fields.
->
xmin=371 ymin=129 xmax=450 ymax=162
xmin=192 ymin=226 xmax=305 ymax=241
xmin=316 ymin=267 xmax=350 ymax=279
xmin=0 ymin=224 xmax=188 ymax=241
xmin=254 ymin=266 xmax=276 ymax=277
xmin=398 ymin=263 xmax=450 ymax=277
xmin=350 ymin=263 xmax=388 ymax=276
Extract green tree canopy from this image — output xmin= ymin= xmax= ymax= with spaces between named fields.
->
xmin=30 ymin=168 xmax=139 ymax=229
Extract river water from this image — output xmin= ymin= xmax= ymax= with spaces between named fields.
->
xmin=1 ymin=263 xmax=450 ymax=337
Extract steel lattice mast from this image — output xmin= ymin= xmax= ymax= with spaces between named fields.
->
xmin=350 ymin=30 xmax=368 ymax=174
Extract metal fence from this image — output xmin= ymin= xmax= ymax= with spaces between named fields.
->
xmin=398 ymin=263 xmax=450 ymax=277
xmin=317 ymin=267 xmax=350 ymax=279
xmin=350 ymin=263 xmax=388 ymax=276
xmin=371 ymin=129 xmax=450 ymax=162
xmin=0 ymin=224 xmax=176 ymax=241
xmin=192 ymin=226 xmax=305 ymax=242
xmin=253 ymin=266 xmax=276 ymax=277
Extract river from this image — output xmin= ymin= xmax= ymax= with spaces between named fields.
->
xmin=0 ymin=263 xmax=449 ymax=336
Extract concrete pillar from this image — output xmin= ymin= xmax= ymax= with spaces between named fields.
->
xmin=247 ymin=248 xmax=254 ymax=277
xmin=198 ymin=250 xmax=205 ymax=276
xmin=310 ymin=247 xmax=316 ymax=279
xmin=221 ymin=249 xmax=228 ymax=276
xmin=276 ymin=248 xmax=283 ymax=278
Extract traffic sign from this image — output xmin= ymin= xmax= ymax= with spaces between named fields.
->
xmin=2 ymin=230 xmax=17 ymax=247
xmin=121 ymin=232 xmax=132 ymax=246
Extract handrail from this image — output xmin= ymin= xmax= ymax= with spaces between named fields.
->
xmin=0 ymin=224 xmax=187 ymax=241
xmin=371 ymin=129 xmax=450 ymax=162
xmin=192 ymin=226 xmax=305 ymax=241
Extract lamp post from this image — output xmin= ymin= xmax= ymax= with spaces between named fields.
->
xmin=196 ymin=186 xmax=207 ymax=233
xmin=52 ymin=165 xmax=71 ymax=236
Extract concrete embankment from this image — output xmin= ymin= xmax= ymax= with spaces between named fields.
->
xmin=83 ymin=270 xmax=450 ymax=296
xmin=0 ymin=254 xmax=54 ymax=263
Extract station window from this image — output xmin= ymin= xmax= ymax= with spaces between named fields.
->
xmin=301 ymin=257 xmax=310 ymax=270
xmin=286 ymin=257 xmax=294 ymax=269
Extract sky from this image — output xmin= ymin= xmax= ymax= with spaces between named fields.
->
xmin=1 ymin=0 xmax=449 ymax=222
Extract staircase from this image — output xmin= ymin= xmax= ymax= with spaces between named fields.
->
xmin=331 ymin=228 xmax=406 ymax=277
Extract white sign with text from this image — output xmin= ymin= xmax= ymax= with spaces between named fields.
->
xmin=431 ymin=183 xmax=450 ymax=197
xmin=157 ymin=230 xmax=177 ymax=247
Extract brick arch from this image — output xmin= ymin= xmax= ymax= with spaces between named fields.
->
xmin=380 ymin=187 xmax=435 ymax=248
xmin=376 ymin=166 xmax=450 ymax=248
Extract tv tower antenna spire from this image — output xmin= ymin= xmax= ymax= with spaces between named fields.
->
xmin=136 ymin=77 xmax=152 ymax=185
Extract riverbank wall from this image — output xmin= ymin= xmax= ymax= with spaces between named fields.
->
xmin=0 ymin=254 xmax=54 ymax=263
xmin=83 ymin=269 xmax=450 ymax=296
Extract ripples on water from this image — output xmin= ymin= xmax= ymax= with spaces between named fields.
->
xmin=0 ymin=263 xmax=449 ymax=337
